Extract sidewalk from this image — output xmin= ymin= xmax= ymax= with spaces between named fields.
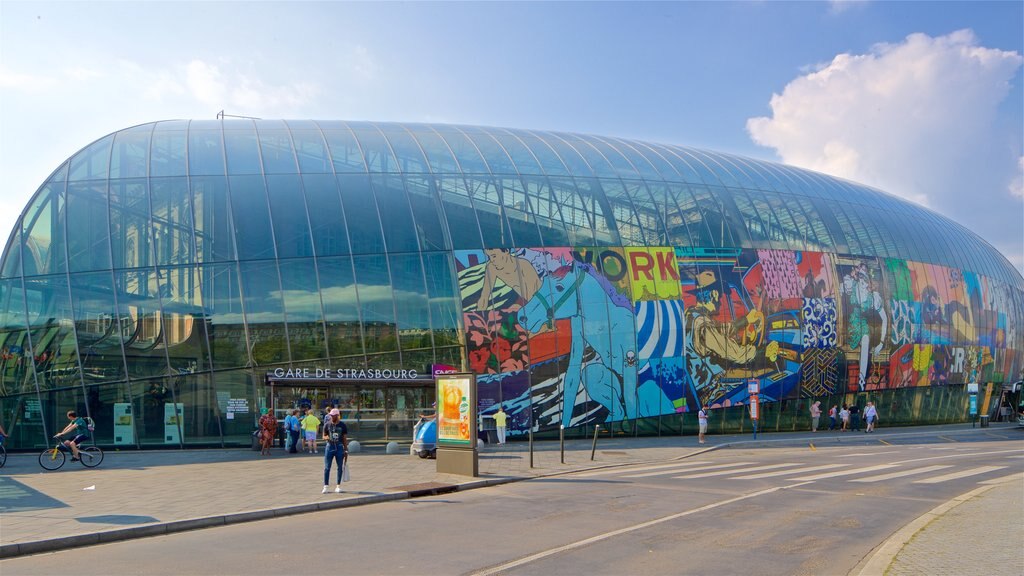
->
xmin=1 ymin=422 xmax=1019 ymax=561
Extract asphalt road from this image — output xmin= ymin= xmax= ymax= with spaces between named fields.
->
xmin=4 ymin=432 xmax=1022 ymax=576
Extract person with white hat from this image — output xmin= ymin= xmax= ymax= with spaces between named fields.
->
xmin=321 ymin=408 xmax=348 ymax=494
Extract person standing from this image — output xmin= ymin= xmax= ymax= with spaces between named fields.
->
xmin=839 ymin=405 xmax=850 ymax=432
xmin=864 ymin=401 xmax=879 ymax=432
xmin=493 ymin=405 xmax=508 ymax=444
xmin=698 ymin=405 xmax=708 ymax=444
xmin=302 ymin=408 xmax=321 ymax=453
xmin=321 ymin=408 xmax=348 ymax=494
xmin=810 ymin=401 xmax=822 ymax=432
xmin=828 ymin=405 xmax=838 ymax=431
xmin=284 ymin=409 xmax=301 ymax=453
xmin=849 ymin=403 xmax=862 ymax=432
xmin=258 ymin=409 xmax=276 ymax=456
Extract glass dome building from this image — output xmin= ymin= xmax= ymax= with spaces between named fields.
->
xmin=1 ymin=119 xmax=1021 ymax=449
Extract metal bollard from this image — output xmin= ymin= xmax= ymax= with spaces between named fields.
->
xmin=590 ymin=424 xmax=600 ymax=460
xmin=560 ymin=425 xmax=565 ymax=464
xmin=529 ymin=427 xmax=534 ymax=468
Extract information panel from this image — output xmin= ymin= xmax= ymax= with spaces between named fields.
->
xmin=436 ymin=373 xmax=475 ymax=447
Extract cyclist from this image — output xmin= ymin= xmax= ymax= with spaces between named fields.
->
xmin=55 ymin=410 xmax=89 ymax=461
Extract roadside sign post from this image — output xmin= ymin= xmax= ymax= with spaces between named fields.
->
xmin=748 ymin=379 xmax=760 ymax=440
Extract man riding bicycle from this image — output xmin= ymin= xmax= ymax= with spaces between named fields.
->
xmin=55 ymin=410 xmax=89 ymax=461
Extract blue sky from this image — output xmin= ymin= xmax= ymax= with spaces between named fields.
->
xmin=1 ymin=1 xmax=1021 ymax=271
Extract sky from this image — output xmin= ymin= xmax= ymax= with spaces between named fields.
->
xmin=1 ymin=1 xmax=1022 ymax=273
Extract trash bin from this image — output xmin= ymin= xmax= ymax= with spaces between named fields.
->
xmin=979 ymin=415 xmax=989 ymax=427
xmin=251 ymin=430 xmax=261 ymax=451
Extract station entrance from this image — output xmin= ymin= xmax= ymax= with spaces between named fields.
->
xmin=266 ymin=374 xmax=436 ymax=443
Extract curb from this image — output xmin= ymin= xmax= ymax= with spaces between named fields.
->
xmin=852 ymin=477 xmax=1018 ymax=576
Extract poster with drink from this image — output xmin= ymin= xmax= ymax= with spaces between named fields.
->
xmin=436 ymin=374 xmax=474 ymax=446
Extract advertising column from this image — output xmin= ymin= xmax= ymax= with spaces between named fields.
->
xmin=435 ymin=373 xmax=478 ymax=476
xmin=748 ymin=379 xmax=760 ymax=439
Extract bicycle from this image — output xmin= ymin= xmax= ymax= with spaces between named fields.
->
xmin=39 ymin=437 xmax=103 ymax=470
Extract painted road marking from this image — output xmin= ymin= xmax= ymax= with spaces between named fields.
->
xmin=730 ymin=463 xmax=844 ymax=480
xmin=469 ymin=481 xmax=814 ymax=576
xmin=673 ymin=462 xmax=801 ymax=480
xmin=898 ymin=448 xmax=1024 ymax=465
xmin=836 ymin=451 xmax=899 ymax=458
xmin=937 ymin=436 xmax=958 ymax=443
xmin=979 ymin=472 xmax=1024 ymax=485
xmin=624 ymin=461 xmax=755 ymax=478
xmin=572 ymin=461 xmax=711 ymax=478
xmin=850 ymin=465 xmax=953 ymax=483
xmin=794 ymin=464 xmax=898 ymax=481
xmin=913 ymin=466 xmax=1007 ymax=484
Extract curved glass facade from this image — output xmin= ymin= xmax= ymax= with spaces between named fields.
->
xmin=1 ymin=119 xmax=1021 ymax=448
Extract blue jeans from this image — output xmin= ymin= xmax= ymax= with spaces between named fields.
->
xmin=323 ymin=443 xmax=345 ymax=485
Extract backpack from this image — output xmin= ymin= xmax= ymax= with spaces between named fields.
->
xmin=84 ymin=416 xmax=96 ymax=431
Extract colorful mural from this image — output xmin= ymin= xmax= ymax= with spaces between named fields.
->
xmin=456 ymin=246 xmax=1023 ymax=436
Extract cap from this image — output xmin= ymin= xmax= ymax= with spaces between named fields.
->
xmin=329 ymin=408 xmax=340 ymax=416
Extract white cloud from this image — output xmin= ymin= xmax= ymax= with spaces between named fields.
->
xmin=747 ymin=29 xmax=1024 ymax=272
xmin=828 ymin=0 xmax=869 ymax=15
xmin=0 ymin=66 xmax=58 ymax=92
xmin=1011 ymin=156 xmax=1024 ymax=199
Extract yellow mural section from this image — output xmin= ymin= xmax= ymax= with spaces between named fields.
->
xmin=624 ymin=247 xmax=681 ymax=302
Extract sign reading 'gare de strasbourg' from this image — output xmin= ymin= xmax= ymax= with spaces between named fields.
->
xmin=268 ymin=367 xmax=425 ymax=381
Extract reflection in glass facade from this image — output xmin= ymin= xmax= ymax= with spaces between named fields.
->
xmin=1 ymin=120 xmax=1021 ymax=449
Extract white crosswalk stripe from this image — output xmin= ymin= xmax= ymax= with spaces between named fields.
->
xmin=572 ymin=461 xmax=711 ymax=478
xmin=913 ymin=466 xmax=1007 ymax=484
xmin=849 ymin=465 xmax=952 ymax=483
xmin=979 ymin=472 xmax=1024 ymax=485
xmin=624 ymin=462 xmax=755 ymax=478
xmin=793 ymin=464 xmax=898 ymax=481
xmin=674 ymin=463 xmax=801 ymax=480
xmin=730 ymin=463 xmax=845 ymax=480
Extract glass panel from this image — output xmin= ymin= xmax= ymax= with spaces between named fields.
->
xmin=156 ymin=265 xmax=210 ymax=373
xmin=403 ymin=175 xmax=448 ymax=252
xmin=377 ymin=127 xmax=428 ymax=173
xmin=521 ymin=176 xmax=569 ymax=247
xmin=514 ymin=132 xmax=570 ymax=175
xmin=370 ymin=174 xmax=419 ymax=253
xmin=150 ymin=177 xmax=196 ymax=266
xmin=322 ymin=128 xmax=367 ymax=173
xmin=549 ymin=177 xmax=594 ymax=245
xmin=351 ymin=126 xmax=399 ymax=173
xmin=66 ymin=181 xmax=111 ymax=273
xmin=25 ymin=273 xmax=81 ymax=389
xmin=110 ymin=126 xmax=151 ymax=179
xmin=258 ymin=129 xmax=298 ymax=174
xmin=422 ymin=252 xmax=461 ymax=347
xmin=240 ymin=260 xmax=288 ymax=365
xmin=151 ymin=130 xmax=188 ymax=177
xmin=72 ymin=271 xmax=126 ymax=383
xmin=191 ymin=176 xmax=234 ymax=263
xmin=730 ymin=189 xmax=771 ymax=247
xmin=353 ymin=255 xmax=398 ymax=354
xmin=302 ymin=174 xmax=350 ymax=257
xmin=337 ymin=174 xmax=385 ymax=254
xmin=598 ymin=179 xmax=645 ymax=245
xmin=438 ymin=130 xmax=489 ymax=173
xmin=68 ymin=134 xmax=113 ymax=182
xmin=575 ymin=178 xmax=619 ymax=246
xmin=266 ymin=174 xmax=314 ymax=259
xmin=389 ymin=254 xmax=432 ymax=352
xmin=317 ymin=255 xmax=364 ymax=359
xmin=228 ymin=175 xmax=276 ymax=260
xmin=109 ymin=179 xmax=152 ymax=271
xmin=278 ymin=258 xmax=327 ymax=362
xmin=201 ymin=263 xmax=248 ymax=370
xmin=497 ymin=177 xmax=543 ymax=247
xmin=111 ymin=269 xmax=166 ymax=378
xmin=20 ymin=182 xmax=66 ymax=276
xmin=558 ymin=134 xmax=615 ymax=178
xmin=187 ymin=128 xmax=225 ymax=177
xmin=412 ymin=130 xmax=460 ymax=174
xmin=438 ymin=178 xmax=483 ymax=250
xmin=223 ymin=126 xmax=262 ymax=175
xmin=491 ymin=130 xmax=543 ymax=175
xmin=290 ymin=129 xmax=331 ymax=173
xmin=463 ymin=130 xmax=516 ymax=174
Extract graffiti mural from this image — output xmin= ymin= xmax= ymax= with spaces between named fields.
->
xmin=456 ymin=245 xmax=1022 ymax=435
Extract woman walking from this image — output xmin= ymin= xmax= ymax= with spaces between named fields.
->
xmin=258 ymin=408 xmax=277 ymax=455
